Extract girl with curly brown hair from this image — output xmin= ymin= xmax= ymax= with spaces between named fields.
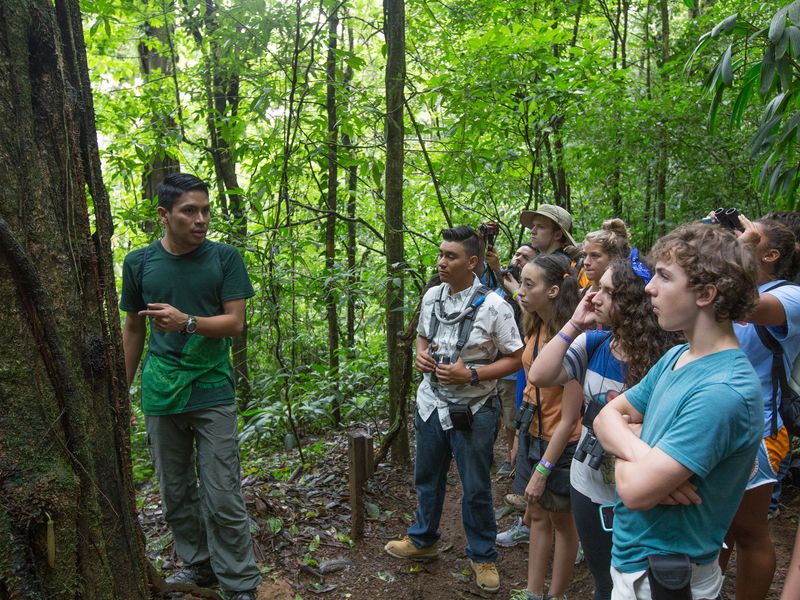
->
xmin=528 ymin=252 xmax=681 ymax=600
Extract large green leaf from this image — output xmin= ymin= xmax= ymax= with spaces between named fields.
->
xmin=731 ymin=64 xmax=762 ymax=127
xmin=721 ymin=45 xmax=734 ymax=86
xmin=770 ymin=7 xmax=788 ymax=44
xmin=712 ymin=14 xmax=739 ymax=39
xmin=761 ymin=45 xmax=777 ymax=96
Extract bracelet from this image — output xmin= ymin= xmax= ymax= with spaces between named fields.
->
xmin=539 ymin=457 xmax=555 ymax=471
xmin=568 ymin=319 xmax=582 ymax=333
xmin=535 ymin=463 xmax=551 ymax=477
xmin=557 ymin=331 xmax=574 ymax=345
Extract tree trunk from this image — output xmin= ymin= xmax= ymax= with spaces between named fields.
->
xmin=0 ymin=0 xmax=149 ymax=597
xmin=325 ymin=2 xmax=341 ymax=425
xmin=343 ymin=15 xmax=357 ymax=353
xmin=137 ymin=3 xmax=180 ymax=210
xmin=656 ymin=0 xmax=670 ymax=236
xmin=193 ymin=0 xmax=252 ymax=409
xmin=384 ymin=0 xmax=409 ymax=464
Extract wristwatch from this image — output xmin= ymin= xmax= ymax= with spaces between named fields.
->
xmin=469 ymin=366 xmax=480 ymax=386
xmin=181 ymin=315 xmax=198 ymax=336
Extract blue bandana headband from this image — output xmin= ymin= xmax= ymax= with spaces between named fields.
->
xmin=630 ymin=248 xmax=652 ymax=283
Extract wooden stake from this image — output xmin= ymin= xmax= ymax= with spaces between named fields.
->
xmin=348 ymin=432 xmax=367 ymax=539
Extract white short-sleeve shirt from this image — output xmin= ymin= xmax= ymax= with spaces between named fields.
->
xmin=416 ymin=275 xmax=523 ymax=430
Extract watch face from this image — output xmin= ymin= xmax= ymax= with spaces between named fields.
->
xmin=186 ymin=317 xmax=197 ymax=334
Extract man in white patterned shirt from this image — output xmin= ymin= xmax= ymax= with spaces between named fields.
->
xmin=385 ymin=226 xmax=523 ymax=593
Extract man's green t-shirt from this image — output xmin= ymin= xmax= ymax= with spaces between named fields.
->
xmin=120 ymin=240 xmax=254 ymax=415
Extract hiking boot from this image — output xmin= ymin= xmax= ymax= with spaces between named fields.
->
xmin=223 ymin=590 xmax=257 ymax=600
xmin=496 ymin=461 xmax=513 ymax=477
xmin=470 ymin=559 xmax=500 ymax=592
xmin=165 ymin=562 xmax=217 ymax=587
xmin=495 ymin=516 xmax=530 ymax=547
xmin=384 ymin=536 xmax=439 ymax=560
xmin=504 ymin=493 xmax=526 ymax=512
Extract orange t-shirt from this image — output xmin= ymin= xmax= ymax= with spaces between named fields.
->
xmin=521 ymin=325 xmax=581 ymax=443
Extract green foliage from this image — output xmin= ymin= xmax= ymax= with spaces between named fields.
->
xmin=692 ymin=1 xmax=800 ymax=207
xmin=83 ymin=0 xmax=774 ymax=479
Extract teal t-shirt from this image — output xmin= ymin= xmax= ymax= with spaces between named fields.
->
xmin=611 ymin=344 xmax=762 ymax=573
xmin=120 ymin=240 xmax=254 ymax=415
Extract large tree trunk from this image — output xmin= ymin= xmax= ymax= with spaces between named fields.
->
xmin=0 ymin=1 xmax=148 ymax=597
xmin=384 ymin=0 xmax=410 ymax=464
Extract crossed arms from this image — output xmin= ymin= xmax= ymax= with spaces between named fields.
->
xmin=594 ymin=393 xmax=700 ymax=511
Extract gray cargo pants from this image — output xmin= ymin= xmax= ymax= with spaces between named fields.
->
xmin=146 ymin=403 xmax=261 ymax=592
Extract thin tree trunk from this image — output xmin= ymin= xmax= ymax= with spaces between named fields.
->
xmin=325 ymin=2 xmax=341 ymax=425
xmin=656 ymin=0 xmax=670 ymax=235
xmin=193 ymin=0 xmax=251 ymax=409
xmin=343 ymin=15 xmax=357 ymax=352
xmin=137 ymin=2 xmax=180 ymax=212
xmin=384 ymin=0 xmax=409 ymax=464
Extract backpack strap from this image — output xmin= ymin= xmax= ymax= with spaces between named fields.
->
xmin=755 ymin=280 xmax=795 ymax=435
xmin=451 ymin=285 xmax=491 ymax=362
xmin=755 ymin=325 xmax=783 ymax=436
xmin=428 ymin=284 xmax=493 ymax=407
xmin=427 ymin=284 xmax=491 ymax=357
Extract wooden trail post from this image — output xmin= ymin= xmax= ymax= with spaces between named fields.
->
xmin=348 ymin=430 xmax=373 ymax=539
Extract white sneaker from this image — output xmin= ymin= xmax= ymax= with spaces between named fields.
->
xmin=495 ymin=516 xmax=530 ymax=547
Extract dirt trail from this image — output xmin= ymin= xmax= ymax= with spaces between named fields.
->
xmin=152 ymin=434 xmax=799 ymax=599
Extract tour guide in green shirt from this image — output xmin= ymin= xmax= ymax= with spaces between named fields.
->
xmin=121 ymin=173 xmax=260 ymax=600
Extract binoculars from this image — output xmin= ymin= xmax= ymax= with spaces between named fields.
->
xmin=574 ymin=400 xmax=606 ymax=470
xmin=702 ymin=207 xmax=743 ymax=231
xmin=429 ymin=354 xmax=451 ymax=384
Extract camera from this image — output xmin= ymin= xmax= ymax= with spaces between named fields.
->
xmin=499 ymin=263 xmax=521 ymax=282
xmin=429 ymin=354 xmax=451 ymax=384
xmin=703 ymin=207 xmax=743 ymax=231
xmin=574 ymin=400 xmax=605 ymax=470
xmin=479 ymin=222 xmax=499 ymax=248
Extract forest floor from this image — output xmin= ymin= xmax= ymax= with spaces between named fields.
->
xmin=140 ymin=428 xmax=800 ymax=600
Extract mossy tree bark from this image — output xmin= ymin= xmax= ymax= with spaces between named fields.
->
xmin=0 ymin=1 xmax=149 ymax=598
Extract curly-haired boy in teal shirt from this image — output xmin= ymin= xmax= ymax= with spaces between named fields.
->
xmin=594 ymin=223 xmax=763 ymax=600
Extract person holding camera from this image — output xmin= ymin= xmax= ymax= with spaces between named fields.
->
xmin=528 ymin=253 xmax=680 ymax=600
xmin=718 ymin=214 xmax=800 ymax=600
xmin=384 ymin=225 xmax=523 ymax=593
xmin=519 ymin=204 xmax=589 ymax=289
xmin=592 ymin=223 xmax=762 ymax=600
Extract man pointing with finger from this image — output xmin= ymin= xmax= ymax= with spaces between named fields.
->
xmin=121 ymin=173 xmax=260 ymax=600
